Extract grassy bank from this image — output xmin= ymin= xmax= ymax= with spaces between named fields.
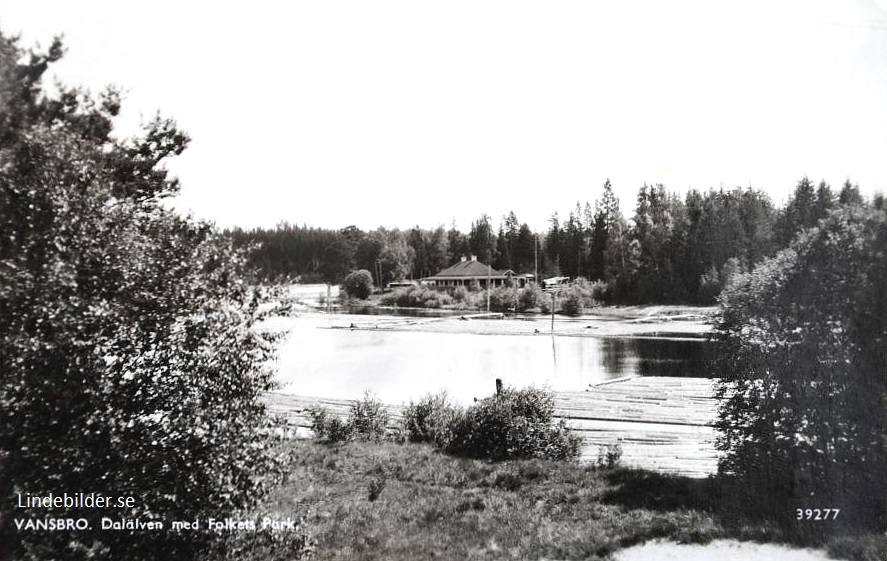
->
xmin=261 ymin=440 xmax=883 ymax=561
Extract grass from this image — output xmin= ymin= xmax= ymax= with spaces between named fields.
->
xmin=258 ymin=439 xmax=885 ymax=561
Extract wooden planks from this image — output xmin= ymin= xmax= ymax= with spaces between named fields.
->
xmin=556 ymin=377 xmax=720 ymax=477
xmin=263 ymin=376 xmax=721 ymax=478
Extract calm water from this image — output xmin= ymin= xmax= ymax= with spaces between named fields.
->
xmin=269 ymin=314 xmax=714 ymax=405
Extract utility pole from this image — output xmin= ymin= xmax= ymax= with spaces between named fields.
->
xmin=486 ymin=263 xmax=491 ymax=313
xmin=534 ymin=234 xmax=538 ymax=285
xmin=550 ymin=289 xmax=555 ymax=333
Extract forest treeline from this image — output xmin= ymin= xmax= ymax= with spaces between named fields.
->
xmin=229 ymin=178 xmax=880 ymax=304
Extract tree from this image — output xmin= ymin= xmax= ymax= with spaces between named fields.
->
xmin=544 ymin=213 xmax=563 ymax=276
xmin=562 ymin=203 xmax=586 ymax=279
xmin=426 ymin=225 xmax=449 ymax=275
xmin=342 ymin=269 xmax=374 ymax=299
xmin=715 ymin=205 xmax=886 ymax=525
xmin=494 ymin=225 xmax=512 ymax=271
xmin=377 ymin=230 xmax=415 ymax=284
xmin=838 ymin=179 xmax=864 ymax=206
xmin=407 ymin=227 xmax=430 ymax=279
xmin=631 ymin=184 xmax=684 ymax=302
xmin=0 ymin=33 xmax=292 ymax=560
xmin=446 ymin=222 xmax=469 ymax=265
xmin=590 ymin=179 xmax=617 ymax=281
xmin=468 ymin=213 xmax=497 ymax=264
xmin=775 ymin=176 xmax=818 ymax=246
xmin=513 ymin=223 xmax=537 ymax=276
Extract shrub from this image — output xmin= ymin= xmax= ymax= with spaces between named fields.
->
xmin=367 ymin=476 xmax=386 ymax=502
xmin=446 ymin=387 xmax=581 ymax=461
xmin=308 ymin=392 xmax=390 ymax=443
xmin=378 ymin=289 xmax=399 ymax=306
xmin=518 ymin=285 xmax=542 ymax=311
xmin=401 ymin=391 xmax=462 ymax=447
xmin=539 ymin=293 xmax=553 ymax=314
xmin=597 ymin=442 xmax=623 ymax=469
xmin=560 ymin=291 xmax=585 ymax=316
xmin=0 ymin=34 xmax=281 ymax=560
xmin=559 ymin=279 xmax=597 ymax=315
xmin=347 ymin=391 xmax=390 ymax=441
xmin=589 ymin=280 xmax=608 ymax=302
xmin=697 ymin=265 xmax=721 ymax=304
xmin=451 ymin=285 xmax=470 ymax=303
xmin=307 ymin=405 xmax=353 ymax=443
xmin=488 ymin=286 xmax=519 ymax=312
xmin=420 ymin=288 xmax=453 ymax=309
xmin=342 ymin=269 xmax=374 ymax=299
xmin=716 ymin=206 xmax=886 ymax=526
xmin=380 ymin=285 xmax=449 ymax=308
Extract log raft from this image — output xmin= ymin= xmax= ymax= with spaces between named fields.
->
xmin=263 ymin=376 xmax=720 ymax=479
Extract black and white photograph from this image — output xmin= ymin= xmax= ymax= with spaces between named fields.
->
xmin=1 ymin=1 xmax=885 ymax=559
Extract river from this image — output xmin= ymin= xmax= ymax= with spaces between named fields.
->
xmin=268 ymin=311 xmax=714 ymax=405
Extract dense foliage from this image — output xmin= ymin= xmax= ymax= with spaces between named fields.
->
xmin=714 ymin=205 xmax=886 ymax=527
xmin=308 ymin=392 xmax=391 ymax=443
xmin=342 ymin=269 xmax=374 ymax=299
xmin=445 ymin=387 xmax=582 ymax=461
xmin=0 ymin=33 xmax=292 ymax=560
xmin=379 ymin=284 xmax=456 ymax=308
xmin=232 ymin=177 xmax=878 ymax=305
xmin=401 ymin=392 xmax=462 ymax=447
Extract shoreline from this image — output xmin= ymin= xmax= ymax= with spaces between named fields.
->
xmin=284 ymin=304 xmax=717 ymax=339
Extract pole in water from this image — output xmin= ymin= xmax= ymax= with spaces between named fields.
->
xmin=550 ymin=290 xmax=555 ymax=332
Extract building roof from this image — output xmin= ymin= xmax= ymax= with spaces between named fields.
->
xmin=427 ymin=259 xmax=509 ymax=279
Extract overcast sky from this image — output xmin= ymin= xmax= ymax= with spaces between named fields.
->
xmin=2 ymin=0 xmax=886 ymax=232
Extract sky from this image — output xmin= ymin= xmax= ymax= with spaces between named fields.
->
xmin=1 ymin=0 xmax=886 ymax=233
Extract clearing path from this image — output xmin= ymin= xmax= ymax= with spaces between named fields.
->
xmin=612 ymin=539 xmax=835 ymax=561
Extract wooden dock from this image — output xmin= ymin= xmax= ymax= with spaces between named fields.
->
xmin=264 ymin=376 xmax=720 ymax=479
xmin=554 ymin=377 xmax=720 ymax=478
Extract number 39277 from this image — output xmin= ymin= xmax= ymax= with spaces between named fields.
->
xmin=796 ymin=508 xmax=839 ymax=520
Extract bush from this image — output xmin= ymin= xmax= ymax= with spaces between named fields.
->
xmin=597 ymin=442 xmax=623 ymax=469
xmin=308 ymin=392 xmax=390 ymax=443
xmin=560 ymin=291 xmax=585 ymax=316
xmin=559 ymin=279 xmax=597 ymax=316
xmin=0 ymin=34 xmax=282 ymax=560
xmin=342 ymin=269 xmax=374 ymax=299
xmin=421 ymin=288 xmax=453 ymax=309
xmin=589 ymin=280 xmax=608 ymax=302
xmin=451 ymin=285 xmax=470 ymax=303
xmin=716 ymin=206 xmax=886 ymax=526
xmin=488 ymin=286 xmax=519 ymax=312
xmin=380 ymin=285 xmax=446 ymax=308
xmin=518 ymin=285 xmax=542 ymax=311
xmin=307 ymin=405 xmax=353 ymax=443
xmin=539 ymin=292 xmax=553 ymax=314
xmin=446 ymin=387 xmax=581 ymax=461
xmin=401 ymin=391 xmax=462 ymax=447
xmin=348 ymin=391 xmax=390 ymax=441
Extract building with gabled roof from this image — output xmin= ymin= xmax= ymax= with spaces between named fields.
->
xmin=421 ymin=255 xmax=526 ymax=288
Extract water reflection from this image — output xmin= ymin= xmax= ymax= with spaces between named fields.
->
xmin=272 ymin=316 xmax=713 ymax=405
xmin=601 ymin=337 xmax=713 ymax=378
xmin=600 ymin=338 xmax=632 ymax=376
